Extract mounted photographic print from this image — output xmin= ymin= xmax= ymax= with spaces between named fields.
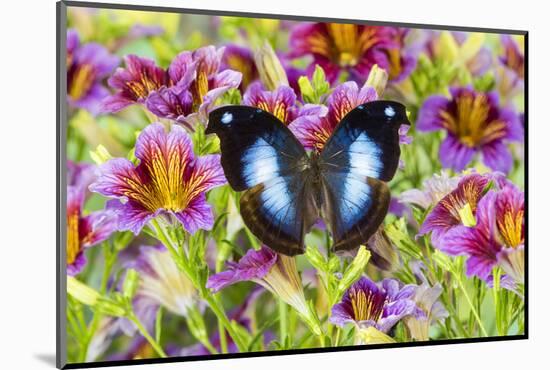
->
xmin=56 ymin=1 xmax=527 ymax=368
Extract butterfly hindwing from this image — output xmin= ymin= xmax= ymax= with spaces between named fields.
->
xmin=319 ymin=101 xmax=409 ymax=252
xmin=207 ymin=106 xmax=313 ymax=255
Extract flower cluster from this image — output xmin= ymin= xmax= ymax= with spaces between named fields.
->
xmin=102 ymin=46 xmax=242 ymax=127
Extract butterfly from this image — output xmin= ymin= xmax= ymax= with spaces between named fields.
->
xmin=206 ymin=100 xmax=410 ymax=256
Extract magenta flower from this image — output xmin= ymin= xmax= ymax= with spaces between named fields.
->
xmin=207 ymin=246 xmax=312 ymax=321
xmin=221 ymin=44 xmax=258 ymax=91
xmin=67 ymin=160 xmax=95 ymax=192
xmin=289 ymin=81 xmax=377 ymax=151
xmin=66 ymin=29 xmax=119 ymax=115
xmin=495 ymin=185 xmax=525 ymax=283
xmin=440 ymin=183 xmax=524 ymax=282
xmin=146 ymin=46 xmax=242 ymax=126
xmin=102 ymin=54 xmax=172 ymax=113
xmin=496 ymin=35 xmax=525 ymax=100
xmin=288 ymin=23 xmax=413 ymax=84
xmin=419 ymin=172 xmax=491 ymax=248
xmin=499 ymin=35 xmax=524 ymax=81
xmin=399 ymin=171 xmax=461 ymax=210
xmin=417 ymin=86 xmax=523 ymax=172
xmin=89 ymin=123 xmax=226 ymax=234
xmin=404 ymin=262 xmax=448 ymax=340
xmin=66 ymin=186 xmax=117 ymax=275
xmin=330 ymin=276 xmax=423 ymax=333
xmin=242 ymin=82 xmax=310 ymax=124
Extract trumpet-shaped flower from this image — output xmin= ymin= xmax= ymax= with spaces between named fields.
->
xmin=66 ymin=29 xmax=119 ymax=115
xmin=132 ymin=245 xmax=199 ymax=317
xmin=288 ymin=23 xmax=413 ymax=84
xmin=289 ymin=81 xmax=377 ymax=151
xmin=439 ymin=184 xmax=524 ymax=282
xmin=495 ymin=185 xmax=525 ymax=283
xmin=399 ymin=171 xmax=461 ymax=210
xmin=330 ymin=276 xmax=422 ymax=333
xmin=499 ymin=35 xmax=524 ymax=81
xmin=102 ymin=54 xmax=172 ymax=113
xmin=89 ymin=123 xmax=226 ymax=234
xmin=221 ymin=44 xmax=258 ymax=91
xmin=207 ymin=246 xmax=311 ymax=320
xmin=66 ymin=186 xmax=117 ymax=275
xmin=496 ymin=35 xmax=525 ymax=101
xmin=404 ymin=262 xmax=448 ymax=341
xmin=419 ymin=172 xmax=491 ymax=248
xmin=417 ymin=86 xmax=523 ymax=172
xmin=289 ymin=81 xmax=410 ymax=152
xmin=146 ymin=46 xmax=242 ymax=126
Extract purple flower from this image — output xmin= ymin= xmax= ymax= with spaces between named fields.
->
xmin=330 ymin=276 xmax=422 ymax=333
xmin=419 ymin=172 xmax=491 ymax=248
xmin=89 ymin=123 xmax=226 ymax=234
xmin=496 ymin=35 xmax=525 ymax=100
xmin=499 ymin=35 xmax=524 ymax=81
xmin=438 ymin=191 xmax=501 ymax=281
xmin=404 ymin=262 xmax=448 ymax=341
xmin=66 ymin=186 xmax=117 ymax=275
xmin=417 ymin=86 xmax=523 ymax=173
xmin=207 ymin=246 xmax=310 ymax=319
xmin=66 ymin=29 xmax=119 ymax=115
xmin=288 ymin=23 xmax=412 ymax=84
xmin=146 ymin=46 xmax=242 ymax=126
xmin=289 ymin=81 xmax=376 ymax=151
xmin=102 ymin=54 xmax=171 ymax=113
xmin=438 ymin=184 xmax=524 ymax=282
xmin=221 ymin=44 xmax=258 ymax=91
xmin=495 ymin=185 xmax=525 ymax=283
xmin=399 ymin=171 xmax=461 ymax=210
xmin=242 ymin=82 xmax=304 ymax=124
xmin=287 ymin=80 xmax=410 ymax=153
xmin=67 ymin=160 xmax=96 ymax=193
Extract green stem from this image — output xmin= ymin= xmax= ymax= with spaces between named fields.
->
xmin=81 ymin=243 xmax=116 ymax=361
xmin=151 ymin=218 xmax=246 ymax=352
xmin=129 ymin=313 xmax=167 ymax=358
xmin=218 ymin=319 xmax=228 ymax=354
xmin=204 ymin=294 xmax=246 ymax=351
xmin=201 ymin=338 xmax=219 ymax=355
xmin=456 ymin=275 xmax=488 ymax=337
xmin=279 ymin=299 xmax=288 ymax=343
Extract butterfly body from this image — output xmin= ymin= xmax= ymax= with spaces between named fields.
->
xmin=207 ymin=101 xmax=409 ymax=256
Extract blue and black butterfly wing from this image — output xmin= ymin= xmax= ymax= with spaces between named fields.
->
xmin=207 ymin=106 xmax=316 ymax=256
xmin=319 ymin=100 xmax=410 ymax=252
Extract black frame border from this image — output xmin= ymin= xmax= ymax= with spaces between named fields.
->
xmin=56 ymin=1 xmax=529 ymax=369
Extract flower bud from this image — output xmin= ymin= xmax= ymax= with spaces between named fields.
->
xmin=67 ymin=276 xmax=100 ymax=306
xmin=337 ymin=246 xmax=371 ymax=296
xmin=90 ymin=144 xmax=113 ymax=165
xmin=355 ymin=326 xmax=396 ymax=345
xmin=122 ymin=268 xmax=139 ymax=299
xmin=254 ymin=42 xmax=288 ymax=91
xmin=365 ymin=64 xmax=388 ymax=98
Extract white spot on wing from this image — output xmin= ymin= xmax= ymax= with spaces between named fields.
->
xmin=384 ymin=105 xmax=395 ymax=117
xmin=221 ymin=112 xmax=233 ymax=124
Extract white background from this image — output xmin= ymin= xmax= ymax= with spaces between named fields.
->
xmin=0 ymin=0 xmax=545 ymax=368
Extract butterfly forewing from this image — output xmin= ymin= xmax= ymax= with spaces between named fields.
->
xmin=207 ymin=106 xmax=313 ymax=255
xmin=319 ymin=101 xmax=409 ymax=252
